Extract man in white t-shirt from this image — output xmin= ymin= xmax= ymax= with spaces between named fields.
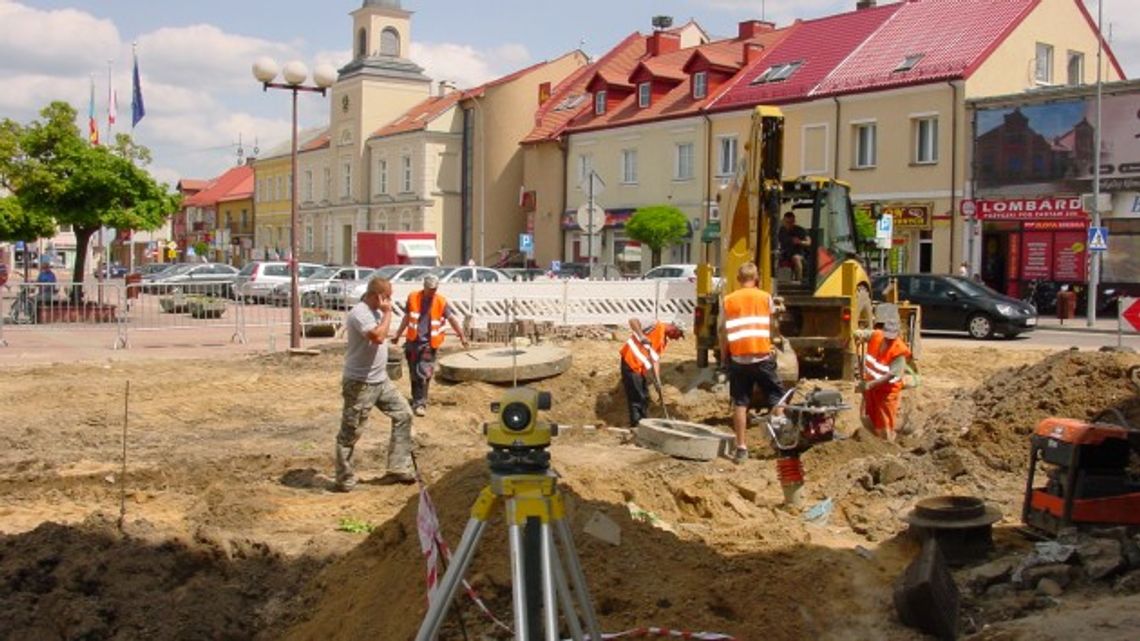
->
xmin=334 ymin=277 xmax=415 ymax=492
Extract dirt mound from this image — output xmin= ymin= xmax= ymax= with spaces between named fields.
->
xmin=0 ymin=514 xmax=321 ymax=641
xmin=956 ymin=350 xmax=1140 ymax=470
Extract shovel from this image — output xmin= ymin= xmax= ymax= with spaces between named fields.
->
xmin=648 ymin=369 xmax=671 ymax=421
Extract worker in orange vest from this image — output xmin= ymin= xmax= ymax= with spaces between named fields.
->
xmin=855 ymin=306 xmax=912 ymax=442
xmin=393 ymin=273 xmax=468 ymax=417
xmin=720 ymin=262 xmax=788 ymax=464
xmin=619 ymin=318 xmax=684 ymax=427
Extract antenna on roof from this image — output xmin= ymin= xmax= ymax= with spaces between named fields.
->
xmin=236 ymin=133 xmax=244 ymax=166
xmin=651 ymin=15 xmax=673 ymax=31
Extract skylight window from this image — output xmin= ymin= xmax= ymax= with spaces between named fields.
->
xmin=554 ymin=94 xmax=587 ymax=112
xmin=894 ymin=53 xmax=924 ymax=73
xmin=751 ymin=61 xmax=803 ymax=85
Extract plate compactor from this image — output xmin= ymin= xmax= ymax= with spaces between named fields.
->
xmin=1022 ymin=417 xmax=1140 ymax=535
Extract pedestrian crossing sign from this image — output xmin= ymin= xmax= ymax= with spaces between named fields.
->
xmin=1088 ymin=226 xmax=1109 ymax=253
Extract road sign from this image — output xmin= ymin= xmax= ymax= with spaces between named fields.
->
xmin=1122 ymin=297 xmax=1140 ymax=333
xmin=875 ymin=214 xmax=893 ymax=248
xmin=576 ymin=203 xmax=604 ymax=233
xmin=960 ymin=199 xmax=976 ymax=218
xmin=518 ymin=233 xmax=534 ymax=253
xmin=1088 ymin=226 xmax=1109 ymax=252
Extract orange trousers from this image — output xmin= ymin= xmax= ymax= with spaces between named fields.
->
xmin=864 ymin=387 xmax=901 ymax=437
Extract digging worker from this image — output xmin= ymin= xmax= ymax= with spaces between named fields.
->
xmin=619 ymin=318 xmax=685 ymax=427
xmin=393 ymin=273 xmax=469 ymax=417
xmin=855 ymin=306 xmax=912 ymax=442
xmin=721 ymin=262 xmax=788 ymax=464
xmin=335 ymin=276 xmax=415 ymax=492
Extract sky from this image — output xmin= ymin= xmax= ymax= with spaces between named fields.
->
xmin=1 ymin=0 xmax=1136 ymax=189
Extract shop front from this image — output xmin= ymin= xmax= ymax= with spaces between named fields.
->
xmin=855 ymin=202 xmax=936 ymax=273
xmin=972 ymin=197 xmax=1089 ymax=298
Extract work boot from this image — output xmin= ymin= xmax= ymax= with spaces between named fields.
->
xmin=733 ymin=447 xmax=749 ymax=464
xmin=376 ymin=471 xmax=416 ymax=485
xmin=413 ymin=405 xmax=426 ymax=417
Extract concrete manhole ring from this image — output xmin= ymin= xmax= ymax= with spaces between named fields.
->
xmin=635 ymin=418 xmax=735 ymax=461
xmin=437 ymin=344 xmax=573 ymax=383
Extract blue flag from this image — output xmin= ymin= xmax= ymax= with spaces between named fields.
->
xmin=131 ymin=50 xmax=146 ymax=128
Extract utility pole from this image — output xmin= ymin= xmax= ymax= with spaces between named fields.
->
xmin=587 ymin=170 xmax=596 ymax=279
xmin=1087 ymin=0 xmax=1104 ymax=326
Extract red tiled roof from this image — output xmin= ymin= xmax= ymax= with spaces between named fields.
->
xmin=177 ymin=179 xmax=209 ymax=193
xmin=299 ymin=132 xmax=330 ymax=153
xmin=370 ymin=92 xmax=463 ymax=138
xmin=216 ymin=173 xmax=254 ymax=204
xmin=522 ymin=33 xmax=647 ymax=144
xmin=566 ymin=27 xmax=795 ymax=134
xmin=461 ymin=50 xmax=587 ymax=100
xmin=710 ymin=3 xmax=900 ymax=111
xmin=183 ymin=165 xmax=253 ymax=208
xmin=813 ymin=0 xmax=1043 ymax=96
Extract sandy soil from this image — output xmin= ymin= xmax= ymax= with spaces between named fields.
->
xmin=0 ymin=337 xmax=1137 ymax=640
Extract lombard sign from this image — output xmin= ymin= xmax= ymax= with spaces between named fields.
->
xmin=974 ymin=197 xmax=1088 ymax=221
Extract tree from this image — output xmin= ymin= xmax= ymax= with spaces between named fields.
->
xmin=0 ymin=196 xmax=55 ymax=245
xmin=1 ymin=102 xmax=177 ymax=293
xmin=625 ymin=204 xmax=689 ymax=267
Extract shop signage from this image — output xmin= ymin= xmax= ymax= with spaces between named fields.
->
xmin=1018 ymin=230 xmax=1087 ymax=282
xmin=1021 ymin=232 xmax=1053 ymax=280
xmin=975 ymin=197 xmax=1088 ymax=221
xmin=1023 ymin=220 xmax=1088 ymax=231
xmin=1054 ymin=231 xmax=1087 ymax=281
xmin=883 ymin=203 xmax=933 ymax=229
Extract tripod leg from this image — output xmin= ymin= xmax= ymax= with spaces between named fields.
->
xmin=508 ymin=501 xmax=531 ymax=641
xmin=552 ymin=541 xmax=585 ymax=641
xmin=554 ymin=519 xmax=603 ymax=640
xmin=540 ymin=521 xmax=559 ymax=641
xmin=415 ymin=517 xmax=488 ymax=641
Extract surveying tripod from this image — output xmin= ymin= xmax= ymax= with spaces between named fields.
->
xmin=415 ymin=468 xmax=603 ymax=641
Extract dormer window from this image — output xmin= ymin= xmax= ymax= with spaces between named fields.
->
xmin=594 ymin=90 xmax=607 ymax=115
xmin=751 ymin=61 xmax=803 ymax=85
xmin=638 ymin=82 xmax=651 ymax=108
xmin=693 ymin=72 xmax=708 ymax=99
xmin=893 ymin=53 xmax=924 ymax=73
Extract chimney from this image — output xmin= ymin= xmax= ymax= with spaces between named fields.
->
xmin=738 ymin=20 xmax=775 ymax=39
xmin=856 ymin=0 xmax=877 ymax=9
xmin=538 ymin=81 xmax=552 ymax=105
xmin=743 ymin=42 xmax=765 ymax=65
xmin=438 ymin=80 xmax=456 ymax=97
xmin=647 ymin=31 xmax=681 ymax=57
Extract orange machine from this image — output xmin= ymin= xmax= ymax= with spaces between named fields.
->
xmin=1022 ymin=417 xmax=1140 ymax=535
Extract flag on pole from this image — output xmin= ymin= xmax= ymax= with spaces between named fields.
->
xmin=88 ymin=76 xmax=100 ymax=146
xmin=108 ymin=62 xmax=117 ymax=129
xmin=131 ymin=47 xmax=146 ymax=128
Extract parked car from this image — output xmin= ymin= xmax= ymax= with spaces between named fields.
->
xmin=332 ymin=265 xmax=431 ymax=309
xmin=134 ymin=263 xmax=178 ymax=278
xmin=142 ymin=262 xmax=240 ymax=297
xmin=94 ymin=262 xmax=130 ymax=279
xmin=234 ymin=261 xmax=322 ymax=302
xmin=426 ymin=266 xmax=511 ymax=283
xmin=642 ymin=264 xmax=698 ymax=281
xmin=267 ymin=265 xmax=374 ymax=308
xmin=502 ymin=267 xmax=553 ymax=282
xmin=871 ymin=273 xmax=1037 ymax=339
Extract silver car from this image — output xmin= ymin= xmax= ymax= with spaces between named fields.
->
xmin=141 ymin=262 xmax=240 ymax=297
xmin=268 ymin=265 xmax=374 ymax=308
xmin=234 ymin=261 xmax=323 ymax=303
xmin=331 ymin=265 xmax=431 ymax=309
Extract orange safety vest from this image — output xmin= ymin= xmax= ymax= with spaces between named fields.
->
xmin=406 ymin=290 xmax=449 ymax=349
xmin=620 ymin=322 xmax=668 ymax=375
xmin=863 ymin=330 xmax=911 ymax=392
xmin=723 ymin=288 xmax=773 ymax=357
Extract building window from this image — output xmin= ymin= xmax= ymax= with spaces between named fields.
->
xmin=380 ymin=27 xmax=400 ymax=56
xmin=1067 ymin=51 xmax=1084 ymax=86
xmin=1035 ymin=42 xmax=1054 ymax=84
xmin=594 ymin=90 xmax=606 ymax=115
xmin=401 ymin=155 xmax=412 ymax=193
xmin=674 ymin=142 xmax=694 ymax=181
xmin=717 ymin=136 xmax=738 ymax=176
xmin=853 ymin=122 xmax=877 ymax=168
xmin=576 ymin=153 xmax=592 ymax=186
xmin=893 ymin=53 xmax=924 ymax=73
xmin=802 ymin=124 xmax=828 ymax=174
xmin=693 ymin=72 xmax=707 ymax=99
xmin=240 ymin=210 xmax=248 ymax=230
xmin=305 ymin=225 xmax=314 ymax=252
xmin=913 ymin=117 xmax=938 ymax=164
xmin=751 ymin=61 xmax=803 ymax=85
xmin=357 ymin=28 xmax=367 ymax=58
xmin=638 ymin=82 xmax=651 ymax=108
xmin=378 ymin=159 xmax=388 ymax=194
xmin=303 ymin=170 xmax=313 ymax=202
xmin=323 ymin=168 xmax=331 ymax=201
xmin=341 ymin=161 xmax=352 ymax=199
xmin=621 ymin=149 xmax=638 ymax=184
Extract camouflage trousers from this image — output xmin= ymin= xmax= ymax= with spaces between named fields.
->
xmin=335 ymin=378 xmax=414 ymax=489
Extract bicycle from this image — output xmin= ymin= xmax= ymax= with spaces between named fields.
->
xmin=5 ymin=284 xmax=38 ymax=324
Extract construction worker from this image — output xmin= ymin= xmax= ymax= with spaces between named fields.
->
xmin=855 ymin=305 xmax=912 ymax=442
xmin=393 ymin=273 xmax=469 ymax=417
xmin=720 ymin=262 xmax=787 ymax=464
xmin=619 ymin=318 xmax=685 ymax=427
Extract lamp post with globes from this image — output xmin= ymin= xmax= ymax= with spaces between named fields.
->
xmin=252 ymin=57 xmax=336 ymax=350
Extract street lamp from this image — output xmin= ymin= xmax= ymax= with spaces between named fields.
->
xmin=252 ymin=56 xmax=336 ymax=350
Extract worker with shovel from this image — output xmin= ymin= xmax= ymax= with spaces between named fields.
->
xmin=619 ymin=318 xmax=685 ymax=427
xmin=855 ymin=304 xmax=912 ymax=442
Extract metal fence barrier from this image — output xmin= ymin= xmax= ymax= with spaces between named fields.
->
xmin=1 ymin=279 xmax=696 ymax=351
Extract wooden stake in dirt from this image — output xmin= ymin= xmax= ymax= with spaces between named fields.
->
xmin=118 ymin=380 xmax=129 ymax=532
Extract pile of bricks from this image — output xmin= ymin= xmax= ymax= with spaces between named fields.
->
xmin=469 ymin=320 xmax=605 ymax=344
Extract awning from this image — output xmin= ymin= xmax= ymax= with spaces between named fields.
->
xmin=397 ymin=239 xmax=438 ymax=258
xmin=701 ymin=220 xmax=721 ymax=243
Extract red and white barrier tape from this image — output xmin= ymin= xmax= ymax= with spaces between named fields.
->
xmin=413 ymin=471 xmax=735 ymax=641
